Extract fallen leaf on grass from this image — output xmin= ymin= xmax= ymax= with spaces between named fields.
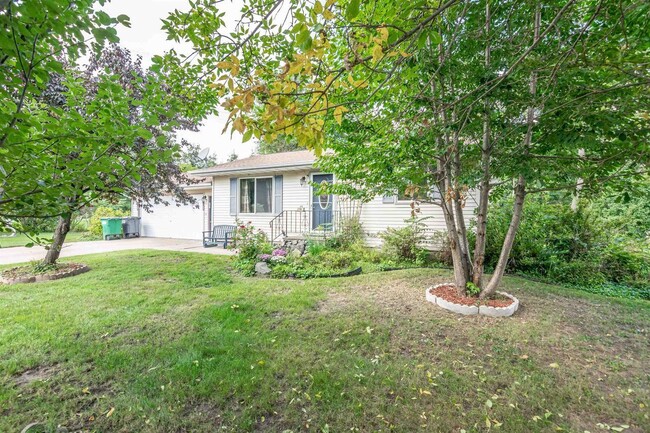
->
xmin=549 ymin=363 xmax=559 ymax=368
xmin=106 ymin=407 xmax=115 ymax=418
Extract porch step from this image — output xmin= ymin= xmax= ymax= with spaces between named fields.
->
xmin=284 ymin=235 xmax=307 ymax=241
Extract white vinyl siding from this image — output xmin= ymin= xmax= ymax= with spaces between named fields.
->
xmin=359 ymin=193 xmax=479 ymax=248
xmin=213 ymin=171 xmax=311 ymax=237
xmin=211 ymin=170 xmax=478 ymax=248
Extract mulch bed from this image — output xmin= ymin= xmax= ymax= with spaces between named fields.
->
xmin=431 ymin=284 xmax=514 ymax=308
xmin=1 ymin=263 xmax=89 ymax=284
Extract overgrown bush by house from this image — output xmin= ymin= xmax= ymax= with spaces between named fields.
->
xmin=89 ymin=207 xmax=130 ymax=237
xmin=379 ymin=218 xmax=429 ymax=265
xmin=324 ymin=216 xmax=365 ymax=248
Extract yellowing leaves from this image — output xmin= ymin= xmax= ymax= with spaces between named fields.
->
xmin=232 ymin=117 xmax=245 ymax=134
xmin=347 ymin=73 xmax=367 ymax=89
xmin=216 ymin=55 xmax=240 ymax=76
xmin=378 ymin=26 xmax=389 ymax=43
xmin=372 ymin=44 xmax=384 ymax=62
xmin=333 ymin=105 xmax=348 ymax=125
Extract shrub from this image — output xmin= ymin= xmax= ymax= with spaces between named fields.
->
xmin=430 ymin=231 xmax=453 ymax=266
xmin=89 ymin=206 xmax=129 ymax=236
xmin=306 ymin=240 xmax=330 ymax=256
xmin=306 ymin=250 xmax=354 ymax=269
xmin=601 ymin=244 xmax=650 ymax=290
xmin=475 ymin=192 xmax=650 ymax=299
xmin=348 ymin=241 xmax=383 ymax=263
xmin=326 ymin=216 xmax=365 ymax=248
xmin=232 ymin=220 xmax=272 ymax=261
xmin=379 ymin=218 xmax=428 ymax=263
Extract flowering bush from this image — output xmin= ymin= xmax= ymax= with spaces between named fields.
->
xmin=232 ymin=220 xmax=272 ymax=261
xmin=232 ymin=220 xmax=272 ymax=276
xmin=270 ymin=255 xmax=287 ymax=263
xmin=272 ymin=248 xmax=287 ymax=257
xmin=258 ymin=253 xmax=272 ymax=262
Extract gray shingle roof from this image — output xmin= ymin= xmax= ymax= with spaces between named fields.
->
xmin=192 ymin=150 xmax=316 ymax=175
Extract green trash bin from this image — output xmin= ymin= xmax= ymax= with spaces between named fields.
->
xmin=101 ymin=217 xmax=124 ymax=240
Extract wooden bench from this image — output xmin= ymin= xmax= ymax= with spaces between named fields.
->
xmin=203 ymin=225 xmax=236 ymax=248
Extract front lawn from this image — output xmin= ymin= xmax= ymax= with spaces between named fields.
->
xmin=0 ymin=231 xmax=98 ymax=249
xmin=0 ymin=251 xmax=648 ymax=432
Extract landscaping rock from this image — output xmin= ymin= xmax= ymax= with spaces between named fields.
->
xmin=282 ymin=238 xmax=307 ymax=255
xmin=0 ymin=264 xmax=90 ymax=285
xmin=478 ymin=292 xmax=519 ymax=317
xmin=425 ymin=283 xmax=519 ymax=317
xmin=425 ymin=287 xmax=437 ymax=304
xmin=255 ymin=261 xmax=271 ymax=276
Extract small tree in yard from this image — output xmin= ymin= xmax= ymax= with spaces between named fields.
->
xmin=163 ymin=0 xmax=649 ymax=298
xmin=0 ymin=1 xmax=203 ymax=265
xmin=37 ymin=45 xmax=201 ymax=265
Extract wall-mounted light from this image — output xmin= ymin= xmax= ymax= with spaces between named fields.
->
xmin=300 ymin=176 xmax=307 ymax=187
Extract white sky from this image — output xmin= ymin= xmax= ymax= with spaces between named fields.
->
xmin=101 ymin=0 xmax=257 ymax=162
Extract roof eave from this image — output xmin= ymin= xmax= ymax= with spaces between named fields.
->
xmin=191 ymin=162 xmax=315 ymax=177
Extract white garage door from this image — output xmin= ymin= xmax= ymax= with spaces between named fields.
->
xmin=138 ymin=195 xmax=205 ymax=240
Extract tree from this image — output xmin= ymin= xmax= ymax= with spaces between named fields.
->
xmin=37 ymin=45 xmax=201 ymax=265
xmin=163 ymin=0 xmax=650 ymax=297
xmin=0 ymin=0 xmax=131 ymax=222
xmin=256 ymin=134 xmax=299 ymax=154
xmin=179 ymin=141 xmax=219 ymax=171
xmin=227 ymin=150 xmax=239 ymax=162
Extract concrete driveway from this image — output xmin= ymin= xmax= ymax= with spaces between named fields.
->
xmin=0 ymin=237 xmax=234 ymax=265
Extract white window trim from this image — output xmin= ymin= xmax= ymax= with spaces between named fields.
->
xmin=238 ymin=176 xmax=274 ymax=215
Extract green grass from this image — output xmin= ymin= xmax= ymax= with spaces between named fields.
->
xmin=0 ymin=231 xmax=98 ymax=248
xmin=1 ymin=251 xmax=648 ymax=432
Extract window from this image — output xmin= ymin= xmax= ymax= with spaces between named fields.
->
xmin=239 ymin=177 xmax=273 ymax=213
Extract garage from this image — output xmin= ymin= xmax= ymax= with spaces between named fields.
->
xmin=135 ymin=194 xmax=209 ymax=240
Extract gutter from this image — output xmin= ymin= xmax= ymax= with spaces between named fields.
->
xmin=191 ymin=162 xmax=315 ymax=176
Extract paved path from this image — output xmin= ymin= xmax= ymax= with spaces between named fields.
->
xmin=0 ymin=237 xmax=233 ymax=265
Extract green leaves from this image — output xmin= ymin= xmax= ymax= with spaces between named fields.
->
xmin=345 ymin=0 xmax=360 ymax=21
xmin=296 ymin=29 xmax=313 ymax=51
xmin=116 ymin=14 xmax=131 ymax=28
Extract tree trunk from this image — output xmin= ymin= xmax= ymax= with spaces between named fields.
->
xmin=441 ymin=198 xmax=469 ymax=293
xmin=453 ymin=193 xmax=472 ymax=280
xmin=480 ymin=4 xmax=539 ymax=298
xmin=571 ymin=148 xmax=585 ymax=211
xmin=437 ymin=155 xmax=469 ymax=294
xmin=472 ymin=0 xmax=491 ymax=289
xmin=480 ymin=176 xmax=526 ymax=298
xmin=42 ymin=213 xmax=72 ymax=265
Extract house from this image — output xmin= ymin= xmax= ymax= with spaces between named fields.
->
xmin=132 ymin=150 xmax=479 ymax=247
